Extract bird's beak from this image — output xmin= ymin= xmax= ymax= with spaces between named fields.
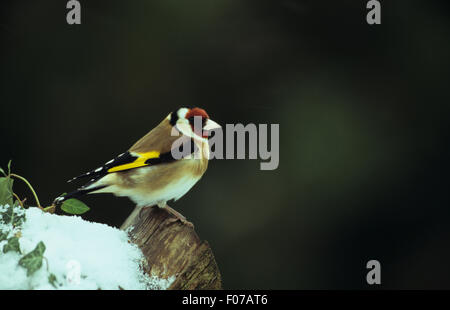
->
xmin=203 ymin=119 xmax=222 ymax=131
xmin=202 ymin=119 xmax=222 ymax=139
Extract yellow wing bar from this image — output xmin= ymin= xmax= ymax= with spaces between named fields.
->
xmin=107 ymin=151 xmax=160 ymax=173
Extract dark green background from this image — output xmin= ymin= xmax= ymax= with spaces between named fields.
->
xmin=1 ymin=0 xmax=450 ymax=289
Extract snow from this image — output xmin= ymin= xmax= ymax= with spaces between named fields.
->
xmin=0 ymin=205 xmax=175 ymax=290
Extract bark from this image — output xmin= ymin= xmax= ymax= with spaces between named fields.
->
xmin=121 ymin=206 xmax=222 ymax=290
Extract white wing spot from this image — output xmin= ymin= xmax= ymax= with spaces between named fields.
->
xmin=106 ymin=159 xmax=114 ymax=164
xmin=95 ymin=167 xmax=103 ymax=172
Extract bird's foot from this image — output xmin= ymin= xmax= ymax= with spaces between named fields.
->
xmin=167 ymin=215 xmax=195 ymax=229
xmin=163 ymin=205 xmax=195 ymax=229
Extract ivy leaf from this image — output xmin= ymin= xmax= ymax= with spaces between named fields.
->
xmin=0 ymin=231 xmax=7 ymax=242
xmin=18 ymin=241 xmax=46 ymax=276
xmin=1 ymin=204 xmax=25 ymax=227
xmin=0 ymin=177 xmax=14 ymax=206
xmin=3 ymin=236 xmax=20 ymax=253
xmin=61 ymin=198 xmax=90 ymax=215
xmin=48 ymin=273 xmax=58 ymax=288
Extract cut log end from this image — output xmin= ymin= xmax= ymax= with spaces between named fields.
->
xmin=121 ymin=206 xmax=222 ymax=290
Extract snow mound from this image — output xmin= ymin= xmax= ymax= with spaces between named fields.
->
xmin=0 ymin=205 xmax=175 ymax=290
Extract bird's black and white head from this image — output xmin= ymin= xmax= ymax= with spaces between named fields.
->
xmin=168 ymin=107 xmax=221 ymax=142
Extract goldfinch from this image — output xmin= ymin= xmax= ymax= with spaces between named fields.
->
xmin=54 ymin=107 xmax=221 ymax=227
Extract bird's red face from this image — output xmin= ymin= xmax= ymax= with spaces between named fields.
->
xmin=186 ymin=108 xmax=210 ymax=138
xmin=170 ymin=107 xmax=221 ymax=140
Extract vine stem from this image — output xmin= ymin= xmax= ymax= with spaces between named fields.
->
xmin=9 ymin=173 xmax=42 ymax=209
xmin=12 ymin=193 xmax=24 ymax=208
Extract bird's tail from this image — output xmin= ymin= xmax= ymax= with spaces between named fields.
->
xmin=53 ymin=185 xmax=107 ymax=206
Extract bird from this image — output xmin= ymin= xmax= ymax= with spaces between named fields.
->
xmin=53 ymin=107 xmax=221 ymax=228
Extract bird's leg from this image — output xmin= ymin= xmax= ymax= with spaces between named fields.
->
xmin=158 ymin=202 xmax=194 ymax=228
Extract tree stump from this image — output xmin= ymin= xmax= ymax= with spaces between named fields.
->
xmin=120 ymin=206 xmax=222 ymax=290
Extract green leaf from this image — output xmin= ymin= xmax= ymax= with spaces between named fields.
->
xmin=0 ymin=177 xmax=14 ymax=206
xmin=48 ymin=273 xmax=58 ymax=288
xmin=0 ymin=167 xmax=5 ymax=177
xmin=61 ymin=198 xmax=90 ymax=215
xmin=0 ymin=204 xmax=25 ymax=227
xmin=3 ymin=236 xmax=20 ymax=253
xmin=0 ymin=231 xmax=7 ymax=242
xmin=18 ymin=241 xmax=46 ymax=276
